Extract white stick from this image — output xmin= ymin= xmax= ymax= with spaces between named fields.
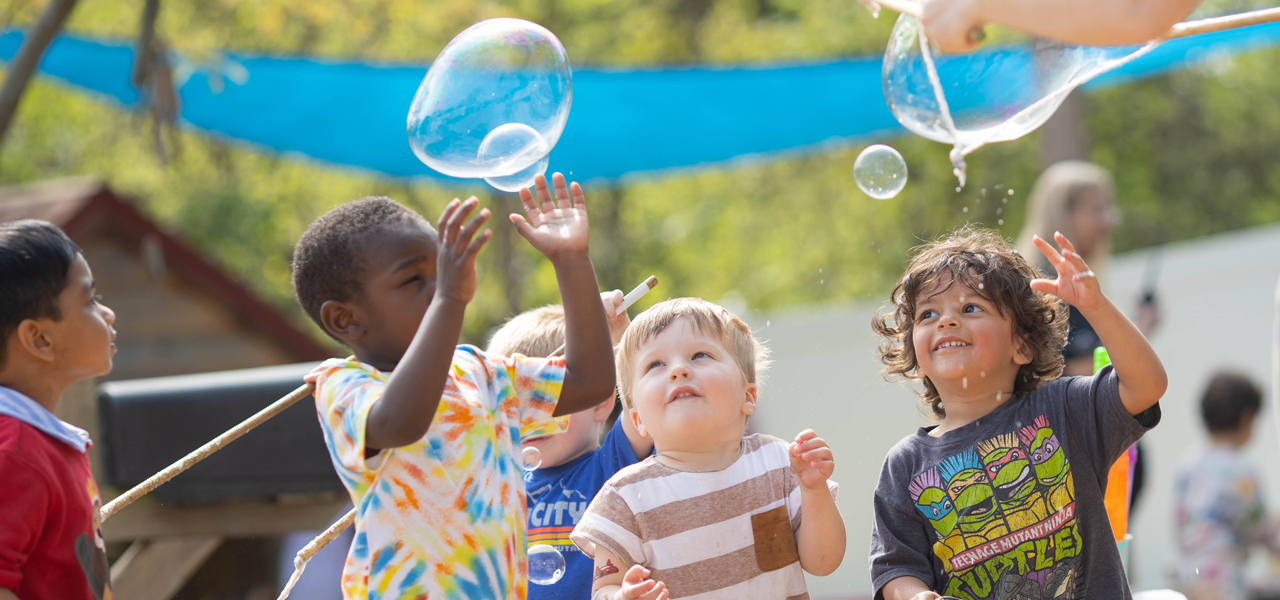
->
xmin=551 ymin=276 xmax=658 ymax=357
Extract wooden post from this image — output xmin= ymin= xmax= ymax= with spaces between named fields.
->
xmin=0 ymin=0 xmax=80 ymax=152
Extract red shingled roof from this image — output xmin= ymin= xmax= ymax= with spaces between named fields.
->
xmin=0 ymin=177 xmax=332 ymax=362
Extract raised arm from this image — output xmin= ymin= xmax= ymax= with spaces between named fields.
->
xmin=511 ymin=173 xmax=617 ymax=416
xmin=366 ymin=198 xmax=491 ymax=449
xmin=881 ymin=577 xmax=941 ymax=600
xmin=1031 ymin=233 xmax=1168 ymax=415
xmin=790 ymin=430 xmax=846 ymax=576
xmin=590 ymin=547 xmax=668 ymax=600
xmin=923 ymin=0 xmax=1202 ymax=54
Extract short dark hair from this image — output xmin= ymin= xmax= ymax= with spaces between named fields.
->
xmin=0 ymin=220 xmax=82 ymax=366
xmin=1200 ymin=371 xmax=1262 ymax=433
xmin=873 ymin=226 xmax=1069 ymax=419
xmin=291 ymin=197 xmax=430 ymax=340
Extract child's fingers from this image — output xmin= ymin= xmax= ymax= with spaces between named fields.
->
xmin=1032 ymin=234 xmax=1064 ymax=266
xmin=622 ymin=564 xmax=650 ymax=585
xmin=1029 ymin=278 xmax=1058 ymax=296
xmin=446 ymin=198 xmax=478 ymax=247
xmin=518 ymin=187 xmax=540 ymax=218
xmin=552 ymin=172 xmax=571 ymax=209
xmin=1062 ymin=250 xmax=1089 ymax=272
xmin=571 ymin=181 xmax=587 ymax=210
xmin=624 ymin=579 xmax=657 ymax=598
xmin=639 ymin=582 xmax=667 ymax=600
xmin=533 ymin=174 xmax=555 ymax=213
xmin=438 ymin=198 xmax=461 ymax=231
xmin=456 ymin=208 xmax=491 ymax=248
xmin=793 ymin=429 xmax=817 ymax=444
xmin=801 ymin=447 xmax=834 ymax=463
xmin=509 ymin=214 xmax=535 ymax=239
xmin=1053 ymin=231 xmax=1077 ymax=255
xmin=464 ymin=229 xmax=493 ymax=259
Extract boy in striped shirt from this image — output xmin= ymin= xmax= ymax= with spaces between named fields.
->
xmin=571 ymin=298 xmax=846 ymax=600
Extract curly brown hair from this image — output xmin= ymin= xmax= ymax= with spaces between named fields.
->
xmin=872 ymin=226 xmax=1068 ymax=420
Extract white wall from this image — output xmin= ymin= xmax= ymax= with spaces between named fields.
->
xmin=747 ymin=222 xmax=1280 ymax=598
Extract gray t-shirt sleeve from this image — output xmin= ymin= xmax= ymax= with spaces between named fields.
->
xmin=869 ymin=441 xmax=938 ymax=599
xmin=1062 ymin=365 xmax=1160 ymax=482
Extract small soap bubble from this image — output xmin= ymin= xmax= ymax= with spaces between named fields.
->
xmin=522 ymin=446 xmax=543 ymax=471
xmin=1008 ymin=188 xmax=1015 ymax=195
xmin=853 ymin=144 xmax=908 ymax=200
xmin=962 ymin=377 xmax=968 ymax=389
xmin=528 ymin=544 xmax=566 ymax=585
xmin=963 ymin=207 xmax=968 ymax=213
xmin=998 ymin=219 xmax=1005 ymax=225
xmin=479 ymin=123 xmax=551 ymax=192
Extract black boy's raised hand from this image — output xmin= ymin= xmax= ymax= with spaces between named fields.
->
xmin=511 ymin=173 xmax=589 ymax=261
xmin=435 ymin=197 xmax=492 ymax=303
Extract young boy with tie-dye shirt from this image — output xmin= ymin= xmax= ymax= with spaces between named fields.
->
xmin=291 ymin=174 xmax=616 ymax=600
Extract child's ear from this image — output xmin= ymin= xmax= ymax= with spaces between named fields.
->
xmin=1013 ymin=335 xmax=1034 ymax=366
xmin=628 ymin=407 xmax=648 ymax=439
xmin=592 ymin=392 xmax=616 ymax=423
xmin=15 ymin=319 xmax=56 ymax=362
xmin=742 ymin=383 xmax=758 ymax=416
xmin=320 ymin=300 xmax=364 ymax=342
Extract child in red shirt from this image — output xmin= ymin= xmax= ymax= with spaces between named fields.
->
xmin=0 ymin=220 xmax=117 ymax=600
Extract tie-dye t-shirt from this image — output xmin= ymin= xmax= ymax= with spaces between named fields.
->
xmin=869 ymin=366 xmax=1160 ymax=600
xmin=311 ymin=346 xmax=568 ymax=600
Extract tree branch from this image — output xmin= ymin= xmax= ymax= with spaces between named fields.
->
xmin=0 ymin=0 xmax=80 ymax=152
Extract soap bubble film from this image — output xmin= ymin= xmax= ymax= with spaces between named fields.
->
xmin=528 ymin=543 xmax=566 ymax=585
xmin=407 ymin=18 xmax=572 ymax=179
xmin=479 ymin=123 xmax=551 ymax=192
xmin=522 ymin=446 xmax=543 ymax=471
xmin=854 ymin=144 xmax=908 ymax=199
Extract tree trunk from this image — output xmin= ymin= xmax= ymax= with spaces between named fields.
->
xmin=0 ymin=0 xmax=80 ymax=151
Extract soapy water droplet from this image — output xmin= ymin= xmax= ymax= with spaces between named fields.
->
xmin=522 ymin=446 xmax=542 ymax=471
xmin=854 ymin=145 xmax=909 ymax=200
xmin=528 ymin=544 xmax=566 ymax=585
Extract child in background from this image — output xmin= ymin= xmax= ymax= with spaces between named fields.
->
xmin=0 ymin=220 xmax=117 ymax=600
xmin=869 ymin=227 xmax=1166 ymax=600
xmin=291 ymin=173 xmax=617 ymax=600
xmin=572 ymin=298 xmax=846 ymax=600
xmin=1175 ymin=372 xmax=1279 ymax=600
xmin=485 ymin=294 xmax=654 ymax=600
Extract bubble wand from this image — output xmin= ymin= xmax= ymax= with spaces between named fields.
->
xmin=550 ymin=275 xmax=658 ymax=356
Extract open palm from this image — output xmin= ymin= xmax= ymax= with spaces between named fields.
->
xmin=511 ymin=173 xmax=589 ymax=259
xmin=1030 ymin=232 xmax=1103 ymax=310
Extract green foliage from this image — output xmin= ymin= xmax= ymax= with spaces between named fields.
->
xmin=3 ymin=0 xmax=1280 ymax=349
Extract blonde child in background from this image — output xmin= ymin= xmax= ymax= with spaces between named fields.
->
xmin=485 ymin=294 xmax=654 ymax=600
xmin=572 ymin=298 xmax=846 ymax=600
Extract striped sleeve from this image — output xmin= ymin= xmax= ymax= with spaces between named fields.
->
xmin=571 ymin=484 xmax=644 ymax=567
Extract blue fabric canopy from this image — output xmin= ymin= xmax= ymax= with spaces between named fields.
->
xmin=4 ymin=21 xmax=1280 ymax=182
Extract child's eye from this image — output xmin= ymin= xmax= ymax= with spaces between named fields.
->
xmin=90 ymin=294 xmax=103 ymax=305
xmin=401 ymin=275 xmax=422 ymax=287
xmin=692 ymin=351 xmax=711 ymax=360
xmin=963 ymin=304 xmax=983 ymax=313
xmin=919 ymin=309 xmax=938 ymax=320
xmin=645 ymin=360 xmax=664 ymax=372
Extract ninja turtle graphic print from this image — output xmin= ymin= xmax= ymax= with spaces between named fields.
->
xmin=870 ymin=367 xmax=1160 ymax=600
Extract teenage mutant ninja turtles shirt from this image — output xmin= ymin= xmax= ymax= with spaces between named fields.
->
xmin=869 ymin=366 xmax=1160 ymax=600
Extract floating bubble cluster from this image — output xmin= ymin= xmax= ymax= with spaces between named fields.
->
xmin=407 ymin=18 xmax=572 ymax=188
xmin=522 ymin=446 xmax=543 ymax=471
xmin=528 ymin=544 xmax=567 ymax=585
xmin=854 ymin=144 xmax=908 ymax=199
xmin=882 ymin=15 xmax=1152 ymax=186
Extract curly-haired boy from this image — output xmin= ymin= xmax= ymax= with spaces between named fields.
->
xmin=869 ymin=227 xmax=1166 ymax=600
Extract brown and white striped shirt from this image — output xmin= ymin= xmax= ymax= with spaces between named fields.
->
xmin=570 ymin=434 xmax=838 ymax=600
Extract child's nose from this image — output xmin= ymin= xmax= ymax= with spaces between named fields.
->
xmin=668 ymin=364 xmax=692 ymax=381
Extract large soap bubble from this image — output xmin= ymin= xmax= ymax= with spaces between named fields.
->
xmin=883 ymin=15 xmax=1153 ymax=186
xmin=407 ymin=18 xmax=571 ymax=181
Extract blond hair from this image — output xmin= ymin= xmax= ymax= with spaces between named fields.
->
xmin=616 ymin=298 xmax=769 ymax=410
xmin=486 ymin=304 xmax=564 ymax=358
xmin=1015 ymin=161 xmax=1114 ymax=276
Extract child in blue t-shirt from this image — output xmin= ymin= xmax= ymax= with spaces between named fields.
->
xmin=487 ymin=292 xmax=653 ymax=600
